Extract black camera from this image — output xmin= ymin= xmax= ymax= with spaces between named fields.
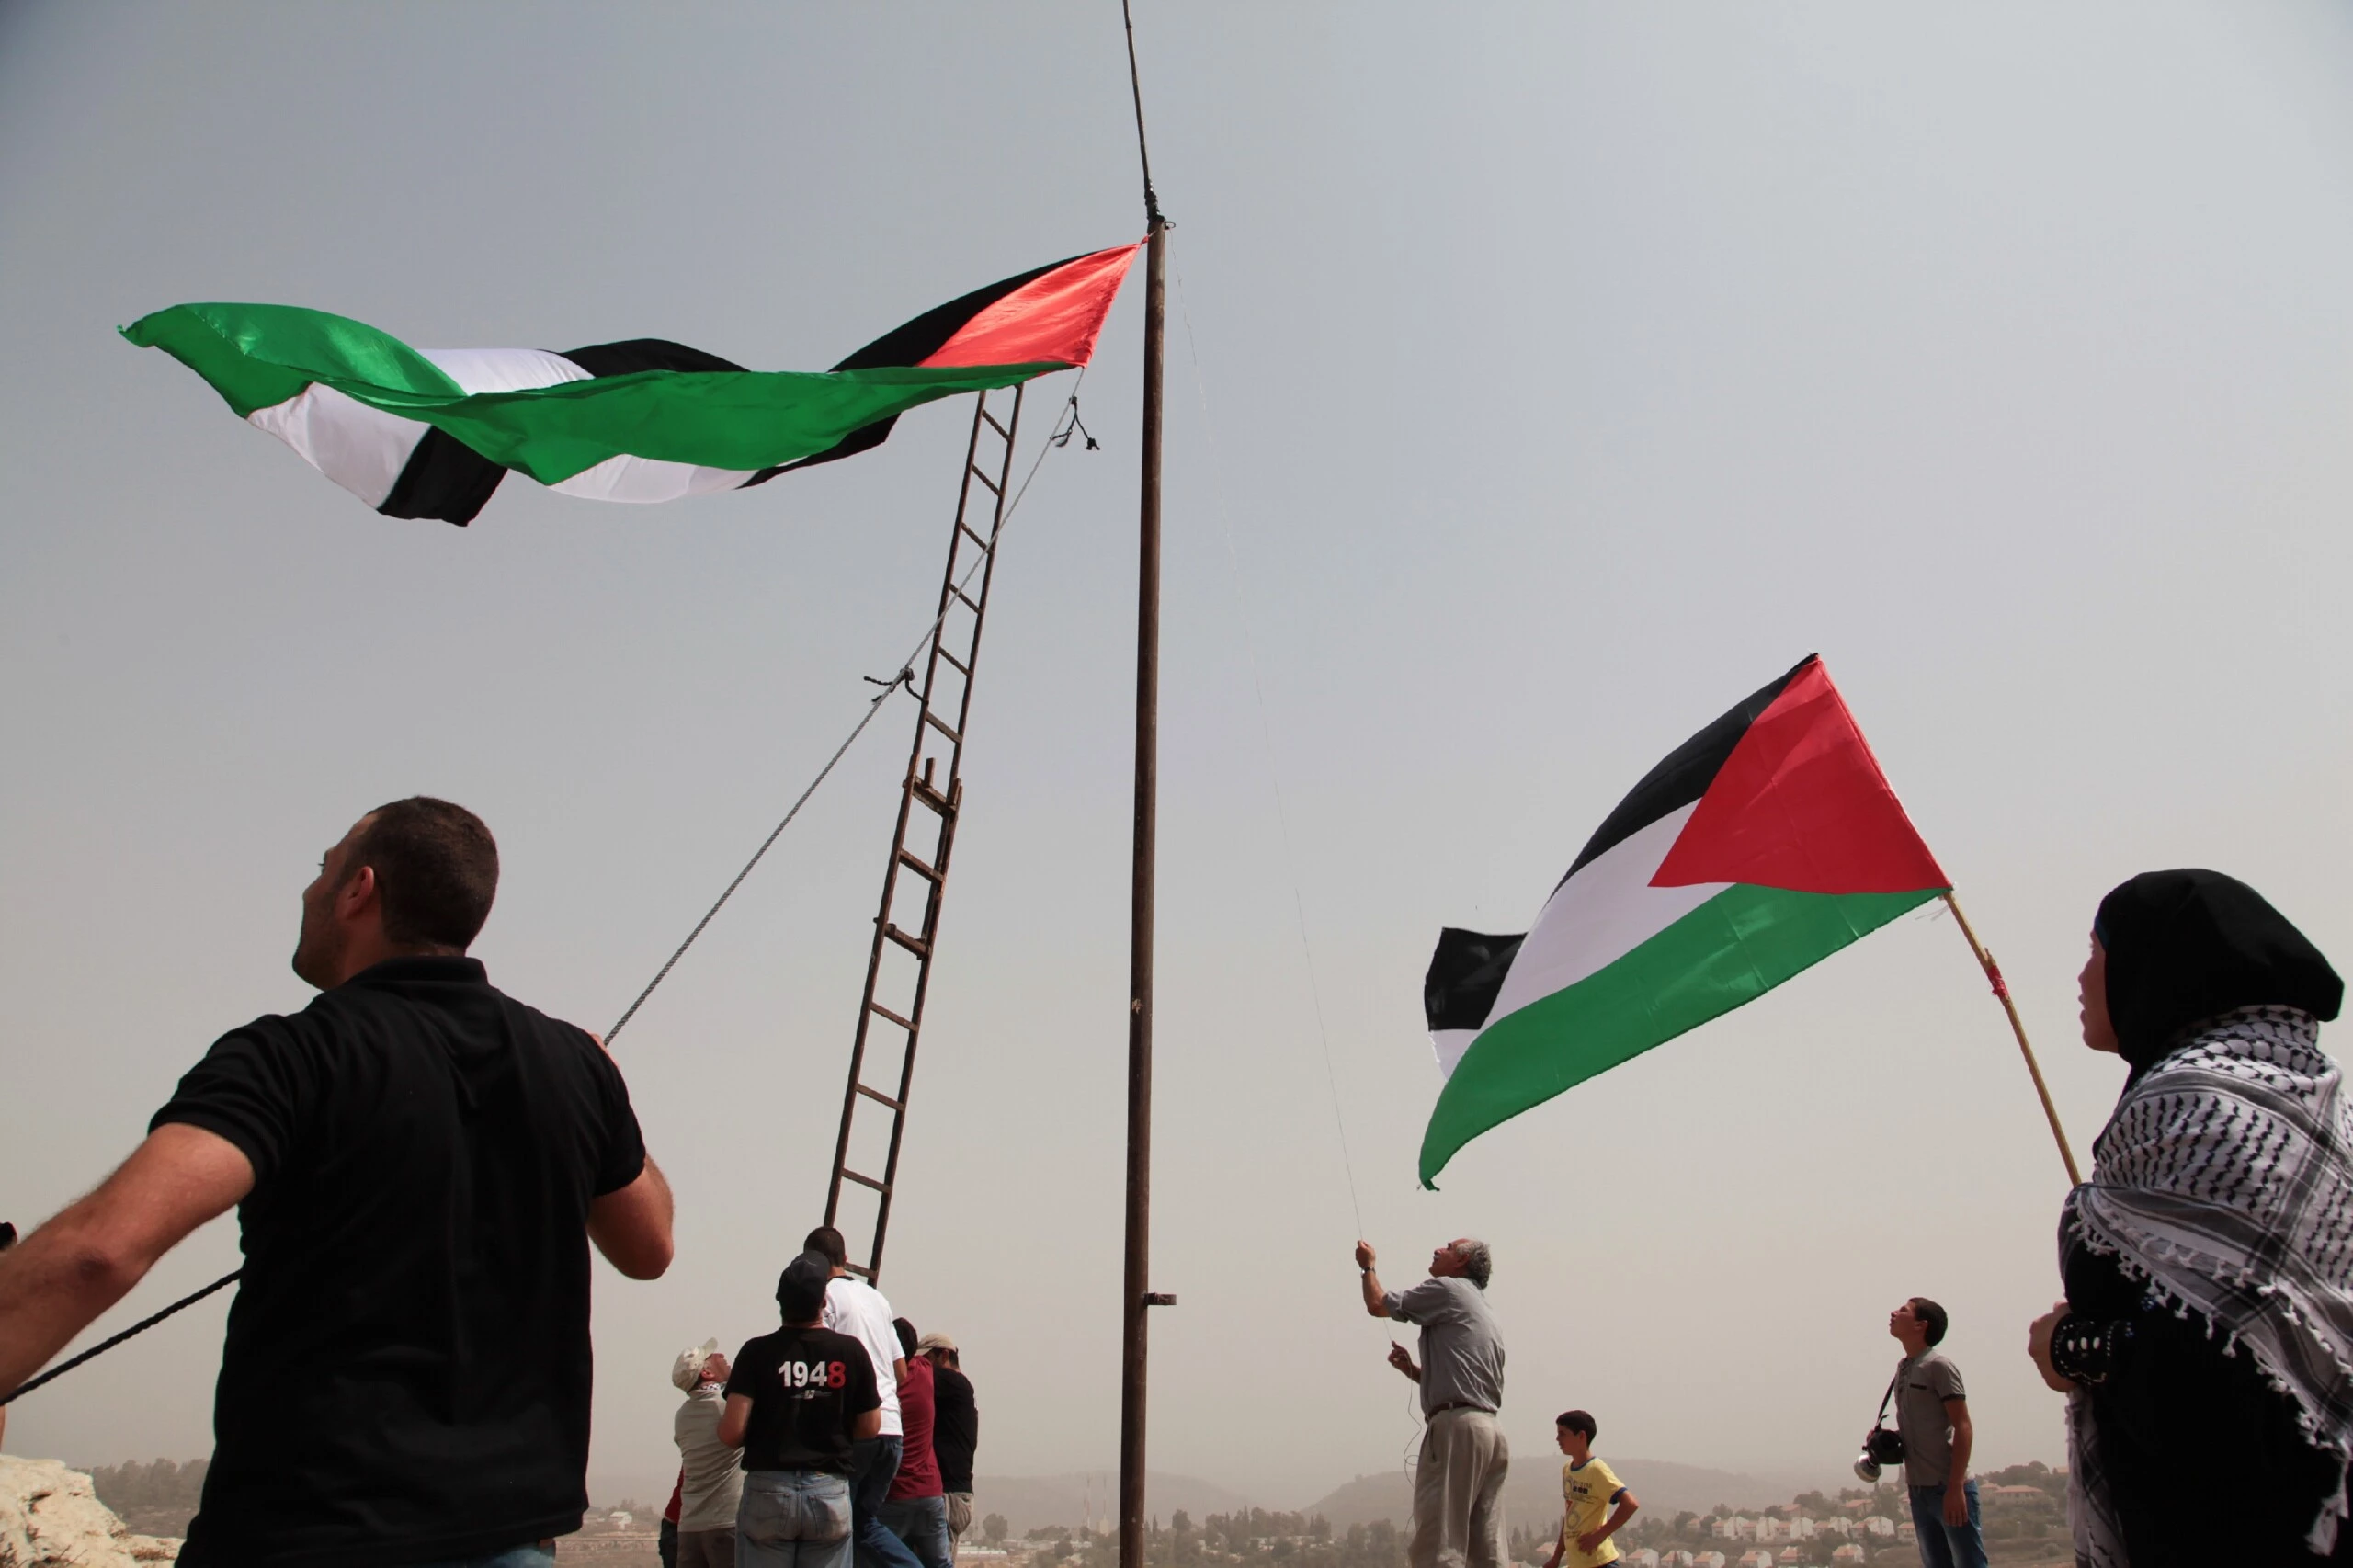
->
xmin=1854 ymin=1425 xmax=1904 ymax=1482
xmin=1855 ymin=1372 xmax=1906 ymax=1482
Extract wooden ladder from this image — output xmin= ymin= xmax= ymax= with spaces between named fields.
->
xmin=823 ymin=384 xmax=1026 ymax=1282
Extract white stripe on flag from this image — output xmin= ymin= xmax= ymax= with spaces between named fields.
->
xmin=549 ymin=457 xmax=755 ymax=503
xmin=1430 ymin=1028 xmax=1479 ymax=1078
xmin=418 ymin=347 xmax=756 ymax=503
xmin=420 ymin=347 xmax=587 ymax=393
xmin=244 ymin=385 xmax=426 ymax=510
xmin=1479 ymin=803 xmax=1728 ymax=1035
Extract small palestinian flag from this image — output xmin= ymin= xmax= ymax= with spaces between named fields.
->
xmin=122 ymin=242 xmax=1142 ymax=526
xmin=1419 ymin=655 xmax=1949 ymax=1187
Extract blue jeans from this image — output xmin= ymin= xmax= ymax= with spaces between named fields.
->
xmin=848 ymin=1437 xmax=924 ymax=1568
xmin=878 ymin=1495 xmax=952 ymax=1568
xmin=407 ymin=1548 xmax=556 ymax=1568
xmin=1907 ymin=1482 xmax=1987 ymax=1568
xmin=738 ymin=1471 xmax=853 ymax=1568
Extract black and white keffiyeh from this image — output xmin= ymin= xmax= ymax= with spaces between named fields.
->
xmin=2064 ymin=1005 xmax=2353 ymax=1556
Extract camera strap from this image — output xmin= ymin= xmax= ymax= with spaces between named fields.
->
xmin=1873 ymin=1373 xmax=1898 ymax=1428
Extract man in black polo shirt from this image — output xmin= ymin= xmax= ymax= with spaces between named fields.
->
xmin=720 ymin=1252 xmax=883 ymax=1568
xmin=0 ymin=798 xmax=674 ymax=1568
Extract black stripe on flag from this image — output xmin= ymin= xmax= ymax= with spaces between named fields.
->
xmin=757 ymin=252 xmax=1090 ymax=481
xmin=1560 ymin=653 xmax=1819 ymax=882
xmin=377 ymin=338 xmax=757 ymax=526
xmin=379 ymin=428 xmax=506 ymax=528
xmin=828 ymin=255 xmax=1081 ymax=371
xmin=1425 ymin=927 xmax=1527 ymax=1034
xmin=559 ymin=339 xmax=749 ymax=378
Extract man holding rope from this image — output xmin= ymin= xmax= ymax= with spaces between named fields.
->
xmin=1357 ymin=1237 xmax=1509 ymax=1568
xmin=0 ymin=798 xmax=675 ymax=1568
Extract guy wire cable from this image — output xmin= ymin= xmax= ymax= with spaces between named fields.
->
xmin=1170 ymin=265 xmax=1366 ymax=1242
xmin=606 ymin=371 xmax=1090 ymax=1045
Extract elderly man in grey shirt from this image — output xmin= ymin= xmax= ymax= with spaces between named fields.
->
xmin=1357 ymin=1237 xmax=1507 ymax=1568
xmin=673 ymin=1338 xmax=745 ymax=1568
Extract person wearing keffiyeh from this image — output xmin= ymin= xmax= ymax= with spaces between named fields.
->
xmin=2027 ymin=869 xmax=2349 ymax=1565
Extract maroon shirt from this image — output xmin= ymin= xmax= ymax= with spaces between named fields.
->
xmin=886 ymin=1356 xmax=943 ymax=1499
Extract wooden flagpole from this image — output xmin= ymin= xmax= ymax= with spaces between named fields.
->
xmin=1940 ymin=892 xmax=2083 ymax=1187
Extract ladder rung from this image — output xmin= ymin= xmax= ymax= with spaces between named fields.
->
xmin=842 ymin=1260 xmax=875 ymax=1279
xmin=883 ymin=923 xmax=930 ymax=958
xmin=857 ymin=1082 xmax=904 ymax=1111
xmin=969 ymin=465 xmax=1002 ymax=496
xmin=843 ymin=1168 xmax=889 ymax=1194
xmin=909 ymin=777 xmax=955 ymax=817
xmin=936 ymin=644 xmax=970 ymax=677
xmin=959 ymin=521 xmax=992 ymax=551
xmin=923 ymin=710 xmax=961 ymax=744
xmin=981 ymin=410 xmax=1011 ymax=440
xmin=952 ymin=585 xmax=982 ymax=613
xmin=868 ymin=1000 xmax=916 ymax=1032
xmin=896 ymin=848 xmax=942 ymax=883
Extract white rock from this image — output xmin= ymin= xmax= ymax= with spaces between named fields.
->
xmin=0 ymin=1454 xmax=181 ymax=1565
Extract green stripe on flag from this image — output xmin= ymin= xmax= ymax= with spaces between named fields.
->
xmin=1418 ymin=883 xmax=1938 ymax=1187
xmin=124 ymin=303 xmax=464 ymax=415
xmin=124 ymin=302 xmax=1062 ymax=485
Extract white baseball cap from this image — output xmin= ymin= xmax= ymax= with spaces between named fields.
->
xmin=671 ymin=1338 xmax=721 ymax=1392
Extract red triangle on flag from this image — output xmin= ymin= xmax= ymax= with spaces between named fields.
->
xmin=1650 ymin=658 xmax=1949 ymax=896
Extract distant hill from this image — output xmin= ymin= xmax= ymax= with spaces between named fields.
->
xmin=1304 ymin=1458 xmax=1790 ymax=1529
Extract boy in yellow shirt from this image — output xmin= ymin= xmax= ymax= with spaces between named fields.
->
xmin=1541 ymin=1410 xmax=1639 ymax=1568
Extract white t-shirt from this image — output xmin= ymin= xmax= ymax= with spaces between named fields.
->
xmin=823 ymin=1275 xmax=904 ymax=1437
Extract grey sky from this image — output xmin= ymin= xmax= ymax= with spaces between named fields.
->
xmin=6 ymin=0 xmax=2353 ymax=1508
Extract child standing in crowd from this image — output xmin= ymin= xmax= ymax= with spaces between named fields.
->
xmin=1542 ymin=1410 xmax=1639 ymax=1568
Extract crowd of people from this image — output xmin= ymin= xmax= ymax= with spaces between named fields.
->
xmin=0 ymin=799 xmax=2345 ymax=1568
xmin=660 ymin=1226 xmax=979 ymax=1568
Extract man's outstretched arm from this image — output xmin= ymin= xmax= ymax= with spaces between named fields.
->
xmin=588 ymin=1153 xmax=674 ymax=1280
xmin=0 ymin=1124 xmax=254 ymax=1395
xmin=1356 ymin=1241 xmax=1392 ymax=1318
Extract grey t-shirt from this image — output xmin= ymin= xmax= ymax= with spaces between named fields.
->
xmin=1893 ymin=1350 xmax=1966 ymax=1489
xmin=674 ymin=1382 xmax=745 ymax=1530
xmin=1384 ymin=1276 xmax=1505 ymax=1417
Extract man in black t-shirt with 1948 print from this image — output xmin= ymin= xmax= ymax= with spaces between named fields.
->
xmin=721 ymin=1251 xmax=884 ymax=1568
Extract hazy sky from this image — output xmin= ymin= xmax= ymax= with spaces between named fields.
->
xmin=6 ymin=0 xmax=2353 ymax=1510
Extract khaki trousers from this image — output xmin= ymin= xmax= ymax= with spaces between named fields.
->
xmin=1409 ymin=1407 xmax=1508 ymax=1568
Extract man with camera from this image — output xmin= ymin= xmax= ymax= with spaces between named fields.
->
xmin=1860 ymin=1297 xmax=1984 ymax=1568
xmin=1356 ymin=1237 xmax=1508 ymax=1568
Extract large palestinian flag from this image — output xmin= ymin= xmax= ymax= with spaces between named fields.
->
xmin=122 ymin=242 xmax=1142 ymax=525
xmin=1419 ymin=655 xmax=1949 ymax=1186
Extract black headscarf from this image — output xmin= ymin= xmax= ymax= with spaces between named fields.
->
xmin=2095 ymin=869 xmax=2343 ymax=1070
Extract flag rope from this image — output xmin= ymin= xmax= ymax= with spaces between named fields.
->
xmin=0 ymin=1267 xmax=242 ymax=1408
xmin=1173 ymin=266 xmax=1367 ymax=1241
xmin=1941 ymin=891 xmax=2083 ymax=1186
